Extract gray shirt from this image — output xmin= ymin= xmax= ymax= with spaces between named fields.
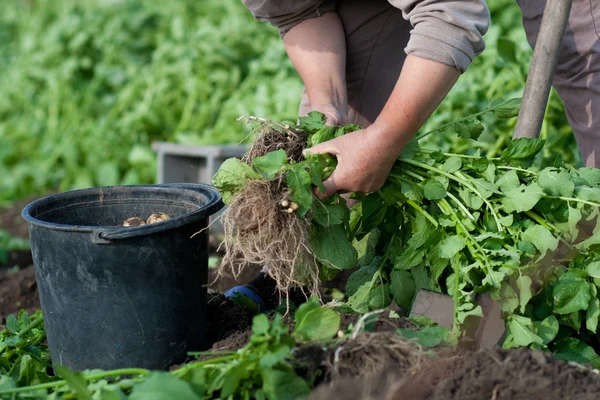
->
xmin=241 ymin=0 xmax=489 ymax=72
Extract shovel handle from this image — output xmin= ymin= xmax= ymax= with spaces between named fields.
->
xmin=513 ymin=0 xmax=573 ymax=139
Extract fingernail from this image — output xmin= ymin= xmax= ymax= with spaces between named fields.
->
xmin=302 ymin=149 xmax=310 ymax=157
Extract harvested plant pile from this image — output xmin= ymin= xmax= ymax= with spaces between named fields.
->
xmin=214 ymin=107 xmax=600 ymax=364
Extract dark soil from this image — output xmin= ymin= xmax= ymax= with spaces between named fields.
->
xmin=0 ymin=265 xmax=40 ymax=326
xmin=0 ymin=196 xmax=38 ymax=240
xmin=205 ymin=292 xmax=255 ymax=348
xmin=311 ymin=347 xmax=600 ymax=400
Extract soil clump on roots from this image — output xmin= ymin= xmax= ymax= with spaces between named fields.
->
xmin=242 ymin=122 xmax=307 ymax=163
xmin=219 ymin=124 xmax=319 ymax=297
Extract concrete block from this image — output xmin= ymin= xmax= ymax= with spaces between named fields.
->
xmin=152 ymin=142 xmax=247 ymax=233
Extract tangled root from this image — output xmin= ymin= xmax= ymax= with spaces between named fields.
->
xmin=310 ymin=333 xmax=427 ymax=400
xmin=219 ymin=179 xmax=320 ymax=296
xmin=242 ymin=121 xmax=307 ymax=163
xmin=327 ymin=332 xmax=426 ymax=380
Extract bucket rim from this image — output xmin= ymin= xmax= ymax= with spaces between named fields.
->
xmin=21 ymin=184 xmax=224 ymax=240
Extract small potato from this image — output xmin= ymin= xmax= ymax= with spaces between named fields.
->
xmin=122 ymin=217 xmax=146 ymax=227
xmin=146 ymin=212 xmax=171 ymax=224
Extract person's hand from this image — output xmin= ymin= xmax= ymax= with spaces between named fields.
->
xmin=306 ymin=124 xmax=407 ymax=198
xmin=307 ymin=103 xmax=348 ymax=127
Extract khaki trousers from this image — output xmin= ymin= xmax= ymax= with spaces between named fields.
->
xmin=299 ymin=0 xmax=600 ymax=167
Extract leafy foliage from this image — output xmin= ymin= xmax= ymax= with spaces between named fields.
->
xmin=0 ymin=0 xmax=303 ymax=206
xmin=214 ymin=105 xmax=600 ymax=368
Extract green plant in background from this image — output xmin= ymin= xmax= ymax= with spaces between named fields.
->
xmin=0 ymin=230 xmax=30 ymax=264
xmin=0 ymin=0 xmax=302 ymax=207
xmin=0 ymin=0 xmax=579 ymax=210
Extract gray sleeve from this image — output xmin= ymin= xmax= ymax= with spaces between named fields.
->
xmin=388 ymin=0 xmax=490 ymax=72
xmin=240 ymin=0 xmax=336 ymax=37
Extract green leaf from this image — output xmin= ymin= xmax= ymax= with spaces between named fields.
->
xmin=456 ymin=303 xmax=483 ymax=324
xmin=397 ymin=326 xmax=450 ymax=348
xmin=294 ymin=308 xmax=341 ymax=342
xmin=508 ymin=315 xmax=543 ymax=347
xmin=441 ymin=156 xmax=462 ymax=173
xmin=411 ymin=264 xmax=431 ymax=292
xmin=98 ymin=389 xmax=128 ymax=400
xmin=311 ymin=225 xmax=357 ymax=270
xmin=497 ymin=38 xmax=517 ymax=64
xmin=394 ymin=247 xmax=425 ymax=270
xmin=497 ymin=170 xmax=520 ymax=193
xmin=538 ymin=168 xmax=575 ymax=197
xmin=575 ymin=186 xmax=600 ymax=203
xmin=577 ymin=167 xmax=600 ymax=187
xmin=262 ymin=369 xmax=311 ymax=400
xmin=99 ymin=388 xmax=127 ymax=400
xmin=423 ymin=179 xmax=446 ymax=200
xmin=298 ymin=111 xmax=326 ymax=132
xmin=294 ymin=296 xmax=320 ymax=327
xmin=400 ymin=139 xmax=420 ymax=159
xmin=500 ymin=138 xmax=544 ymax=167
xmin=55 ymin=366 xmax=92 ymax=400
xmin=473 ymin=179 xmax=498 ymax=199
xmin=310 ymin=126 xmax=336 ymax=146
xmin=567 ymin=205 xmax=582 ymax=240
xmin=251 ymin=149 xmax=288 ymax=180
xmin=533 ymin=315 xmax=559 ymax=345
xmin=354 ymin=230 xmax=381 ymax=266
xmin=500 ymin=183 xmax=545 ymax=213
xmin=406 ymin=213 xmax=436 ymax=250
xmin=220 ymin=364 xmax=249 ymax=398
xmin=517 ymin=276 xmax=533 ymax=314
xmin=587 ymin=261 xmax=600 ymax=279
xmin=252 ymin=314 xmax=270 ymax=336
xmin=521 ymin=224 xmax=559 ymax=260
xmin=454 ymin=119 xmax=484 ymax=140
xmin=491 ymin=98 xmax=521 ymax=118
xmin=129 ymin=372 xmax=199 ymax=400
xmin=439 ymin=235 xmax=467 ymax=259
xmin=6 ymin=314 xmax=19 ymax=334
xmin=554 ymin=338 xmax=600 ymax=368
xmin=311 ymin=201 xmax=346 ymax=227
xmin=212 ymin=158 xmax=261 ymax=204
xmin=586 ymin=297 xmax=600 ymax=333
xmin=368 ymin=284 xmax=392 ymax=310
xmin=346 ymin=264 xmax=377 ymax=297
xmin=286 ymin=167 xmax=313 ymax=217
xmin=492 ymin=283 xmax=519 ymax=313
xmin=553 ymin=273 xmax=591 ymax=314
xmin=389 ymin=270 xmax=416 ymax=310
xmin=347 ymin=281 xmax=372 ymax=313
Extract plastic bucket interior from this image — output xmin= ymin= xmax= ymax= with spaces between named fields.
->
xmin=21 ymin=184 xmax=223 ymax=371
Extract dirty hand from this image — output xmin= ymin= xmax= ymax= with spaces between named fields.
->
xmin=306 ymin=124 xmax=407 ymax=198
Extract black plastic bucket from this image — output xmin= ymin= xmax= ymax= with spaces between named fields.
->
xmin=21 ymin=184 xmax=223 ymax=371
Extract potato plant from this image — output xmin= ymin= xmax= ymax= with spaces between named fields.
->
xmin=213 ymin=108 xmax=600 ymax=367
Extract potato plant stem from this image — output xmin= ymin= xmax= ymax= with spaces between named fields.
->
xmin=415 ymin=98 xmax=517 ymax=141
xmin=0 ymin=369 xmax=151 ymax=395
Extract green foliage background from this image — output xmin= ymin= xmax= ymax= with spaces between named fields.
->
xmin=0 ymin=0 xmax=578 ymax=208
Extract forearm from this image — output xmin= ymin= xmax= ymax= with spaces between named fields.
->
xmin=283 ymin=13 xmax=347 ymax=113
xmin=371 ymin=55 xmax=461 ymax=153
